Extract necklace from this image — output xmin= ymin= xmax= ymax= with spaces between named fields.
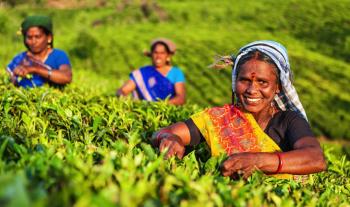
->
xmin=28 ymin=48 xmax=52 ymax=63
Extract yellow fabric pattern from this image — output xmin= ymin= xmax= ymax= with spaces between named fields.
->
xmin=191 ymin=104 xmax=292 ymax=179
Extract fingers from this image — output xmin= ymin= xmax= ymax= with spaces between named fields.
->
xmin=221 ymin=155 xmax=240 ymax=176
xmin=159 ymin=138 xmax=185 ymax=159
xmin=242 ymin=166 xmax=256 ymax=179
xmin=221 ymin=154 xmax=257 ymax=179
xmin=14 ymin=66 xmax=30 ymax=77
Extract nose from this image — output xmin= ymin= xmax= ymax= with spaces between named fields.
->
xmin=246 ymin=82 xmax=258 ymax=94
xmin=27 ymin=38 xmax=36 ymax=46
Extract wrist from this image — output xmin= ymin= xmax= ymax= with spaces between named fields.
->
xmin=256 ymin=153 xmax=282 ymax=174
xmin=151 ymin=129 xmax=172 ymax=146
xmin=274 ymin=152 xmax=283 ymax=174
xmin=47 ymin=69 xmax=52 ymax=80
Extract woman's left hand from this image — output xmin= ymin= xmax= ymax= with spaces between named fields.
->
xmin=221 ymin=153 xmax=260 ymax=179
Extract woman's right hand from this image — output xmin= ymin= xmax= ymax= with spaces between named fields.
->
xmin=150 ymin=122 xmax=191 ymax=159
xmin=13 ymin=66 xmax=30 ymax=77
xmin=159 ymin=135 xmax=185 ymax=159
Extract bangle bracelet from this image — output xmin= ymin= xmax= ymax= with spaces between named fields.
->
xmin=156 ymin=129 xmax=172 ymax=144
xmin=48 ymin=69 xmax=52 ymax=80
xmin=274 ymin=152 xmax=283 ymax=174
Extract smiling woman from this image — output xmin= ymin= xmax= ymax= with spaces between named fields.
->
xmin=116 ymin=38 xmax=186 ymax=106
xmin=6 ymin=15 xmax=72 ymax=88
xmin=151 ymin=40 xmax=326 ymax=180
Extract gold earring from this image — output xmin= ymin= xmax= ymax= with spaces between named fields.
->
xmin=270 ymin=101 xmax=276 ymax=118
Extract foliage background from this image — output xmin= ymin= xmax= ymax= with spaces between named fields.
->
xmin=0 ymin=0 xmax=349 ymax=206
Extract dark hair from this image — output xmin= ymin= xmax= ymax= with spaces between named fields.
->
xmin=236 ymin=50 xmax=279 ymax=81
xmin=23 ymin=26 xmax=54 ymax=50
xmin=151 ymin=41 xmax=171 ymax=54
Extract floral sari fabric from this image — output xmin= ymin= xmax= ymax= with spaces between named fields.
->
xmin=191 ymin=104 xmax=293 ymax=179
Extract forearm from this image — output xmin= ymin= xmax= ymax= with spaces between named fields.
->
xmin=47 ymin=69 xmax=72 ymax=84
xmin=117 ymin=80 xmax=136 ymax=97
xmin=31 ymin=66 xmax=72 ymax=84
xmin=6 ymin=69 xmax=17 ymax=84
xmin=151 ymin=122 xmax=191 ymax=147
xmin=257 ymin=147 xmax=326 ymax=174
xmin=168 ymin=95 xmax=185 ymax=105
xmin=116 ymin=88 xmax=128 ymax=97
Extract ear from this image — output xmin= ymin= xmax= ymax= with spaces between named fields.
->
xmin=276 ymin=84 xmax=281 ymax=94
xmin=47 ymin=34 xmax=53 ymax=43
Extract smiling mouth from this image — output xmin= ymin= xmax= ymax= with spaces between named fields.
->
xmin=244 ymin=97 xmax=262 ymax=105
xmin=154 ymin=59 xmax=163 ymax=64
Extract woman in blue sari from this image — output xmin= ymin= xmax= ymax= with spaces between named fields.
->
xmin=6 ymin=15 xmax=72 ymax=88
xmin=117 ymin=38 xmax=186 ymax=105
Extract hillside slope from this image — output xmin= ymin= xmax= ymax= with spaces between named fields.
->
xmin=0 ymin=0 xmax=349 ymax=139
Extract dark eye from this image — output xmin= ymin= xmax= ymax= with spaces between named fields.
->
xmin=259 ymin=80 xmax=268 ymax=85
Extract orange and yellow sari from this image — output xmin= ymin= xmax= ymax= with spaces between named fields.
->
xmin=191 ymin=104 xmax=292 ymax=179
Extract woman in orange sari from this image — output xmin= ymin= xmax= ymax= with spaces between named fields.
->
xmin=151 ymin=40 xmax=326 ymax=179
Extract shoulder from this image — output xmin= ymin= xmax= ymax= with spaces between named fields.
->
xmin=50 ymin=48 xmax=69 ymax=57
xmin=170 ymin=66 xmax=184 ymax=74
xmin=137 ymin=65 xmax=154 ymax=72
xmin=267 ymin=110 xmax=313 ymax=151
xmin=194 ymin=104 xmax=233 ymax=117
xmin=10 ymin=51 xmax=27 ymax=60
xmin=168 ymin=66 xmax=185 ymax=83
xmin=273 ymin=110 xmax=313 ymax=138
xmin=46 ymin=49 xmax=71 ymax=68
xmin=275 ymin=110 xmax=308 ymax=123
xmin=130 ymin=65 xmax=153 ymax=78
xmin=7 ymin=52 xmax=27 ymax=69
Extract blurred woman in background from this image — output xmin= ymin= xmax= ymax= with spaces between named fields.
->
xmin=117 ymin=38 xmax=186 ymax=105
xmin=151 ymin=40 xmax=326 ymax=179
xmin=6 ymin=15 xmax=72 ymax=88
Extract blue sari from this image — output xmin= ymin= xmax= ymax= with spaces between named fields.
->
xmin=130 ymin=66 xmax=175 ymax=101
xmin=6 ymin=52 xmax=50 ymax=87
xmin=7 ymin=49 xmax=71 ymax=88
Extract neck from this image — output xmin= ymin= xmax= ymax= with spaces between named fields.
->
xmin=251 ymin=107 xmax=274 ymax=130
xmin=155 ymin=65 xmax=171 ymax=72
xmin=30 ymin=48 xmax=52 ymax=61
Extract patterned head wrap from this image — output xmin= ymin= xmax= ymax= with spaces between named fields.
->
xmin=232 ymin=40 xmax=307 ymax=120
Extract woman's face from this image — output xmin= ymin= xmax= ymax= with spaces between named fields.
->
xmin=235 ymin=59 xmax=280 ymax=115
xmin=25 ymin=26 xmax=51 ymax=54
xmin=151 ymin=44 xmax=171 ymax=68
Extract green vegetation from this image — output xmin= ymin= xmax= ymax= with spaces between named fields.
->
xmin=0 ymin=0 xmax=349 ymax=206
xmin=0 ymin=82 xmax=349 ymax=206
xmin=1 ymin=0 xmax=349 ymax=139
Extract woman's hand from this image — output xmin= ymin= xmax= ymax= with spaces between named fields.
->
xmin=150 ymin=122 xmax=191 ymax=159
xmin=13 ymin=65 xmax=34 ymax=77
xmin=221 ymin=137 xmax=327 ymax=179
xmin=221 ymin=153 xmax=261 ymax=179
xmin=159 ymin=135 xmax=185 ymax=159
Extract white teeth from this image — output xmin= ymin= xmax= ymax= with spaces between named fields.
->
xmin=246 ymin=98 xmax=261 ymax=103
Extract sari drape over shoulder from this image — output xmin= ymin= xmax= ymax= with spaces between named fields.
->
xmin=191 ymin=104 xmax=292 ymax=179
xmin=130 ymin=66 xmax=175 ymax=101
